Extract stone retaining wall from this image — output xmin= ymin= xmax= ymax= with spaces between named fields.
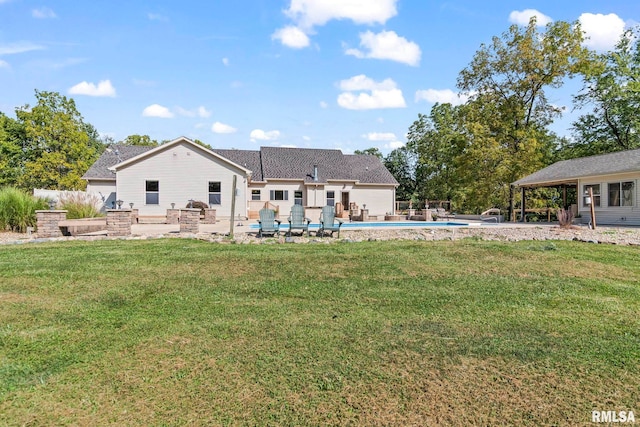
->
xmin=36 ymin=210 xmax=67 ymax=238
xmin=107 ymin=209 xmax=132 ymax=236
xmin=179 ymin=208 xmax=200 ymax=233
xmin=203 ymin=209 xmax=216 ymax=224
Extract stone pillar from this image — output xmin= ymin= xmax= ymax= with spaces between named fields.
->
xmin=424 ymin=210 xmax=433 ymax=221
xmin=36 ymin=210 xmax=67 ymax=238
xmin=131 ymin=209 xmax=139 ymax=224
xmin=179 ymin=208 xmax=200 ymax=233
xmin=107 ymin=209 xmax=132 ymax=236
xmin=361 ymin=209 xmax=369 ymax=221
xmin=166 ymin=209 xmax=180 ymax=224
xmin=203 ymin=208 xmax=217 ymax=224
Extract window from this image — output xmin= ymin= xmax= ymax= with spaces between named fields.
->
xmin=145 ymin=180 xmax=159 ymax=205
xmin=608 ymin=181 xmax=634 ymax=207
xmin=326 ymin=191 xmax=335 ymax=206
xmin=294 ymin=190 xmax=303 ymax=205
xmin=208 ymin=181 xmax=221 ymax=205
xmin=251 ymin=190 xmax=261 ymax=201
xmin=583 ymin=184 xmax=600 ymax=207
xmin=270 ymin=190 xmax=288 ymax=201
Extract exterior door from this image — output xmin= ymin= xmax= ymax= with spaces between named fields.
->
xmin=341 ymin=192 xmax=349 ymax=209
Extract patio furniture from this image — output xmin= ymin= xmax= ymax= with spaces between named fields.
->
xmin=317 ymin=205 xmax=344 ymax=238
xmin=257 ymin=208 xmax=281 ymax=237
xmin=288 ymin=204 xmax=311 ymax=237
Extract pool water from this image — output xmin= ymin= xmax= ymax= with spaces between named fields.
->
xmin=248 ymin=221 xmax=469 ymax=230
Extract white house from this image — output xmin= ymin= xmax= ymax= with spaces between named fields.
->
xmin=512 ymin=148 xmax=640 ymax=225
xmin=83 ymin=137 xmax=399 ymax=220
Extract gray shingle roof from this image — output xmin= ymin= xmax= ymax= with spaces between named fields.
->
xmin=211 ymin=149 xmax=263 ymax=181
xmin=513 ymin=148 xmax=640 ymax=187
xmin=84 ymin=141 xmax=398 ymax=186
xmin=259 ymin=146 xmax=398 ymax=184
xmin=82 ymin=145 xmax=153 ymax=180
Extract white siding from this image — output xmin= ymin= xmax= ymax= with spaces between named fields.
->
xmin=349 ymin=185 xmax=396 ymax=216
xmin=251 ymin=181 xmax=395 ymax=220
xmin=578 ymin=173 xmax=640 ymax=225
xmin=86 ymin=180 xmax=116 ymax=211
xmin=115 ymin=142 xmax=249 ymax=217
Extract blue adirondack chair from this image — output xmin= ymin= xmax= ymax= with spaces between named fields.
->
xmin=288 ymin=204 xmax=311 ymax=237
xmin=317 ymin=205 xmax=343 ymax=238
xmin=257 ymin=208 xmax=281 ymax=237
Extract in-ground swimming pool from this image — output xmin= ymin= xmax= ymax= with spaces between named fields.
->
xmin=248 ymin=221 xmax=470 ymax=231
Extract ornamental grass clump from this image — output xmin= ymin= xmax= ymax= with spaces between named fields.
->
xmin=557 ymin=208 xmax=575 ymax=228
xmin=0 ymin=187 xmax=48 ymax=232
xmin=58 ymin=191 xmax=104 ymax=219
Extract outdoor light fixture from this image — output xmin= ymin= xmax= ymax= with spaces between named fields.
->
xmin=116 ymin=199 xmax=124 ymax=209
xmin=48 ymin=200 xmax=56 ymax=210
xmin=129 ymin=202 xmax=134 ymax=209
xmin=188 ymin=199 xmax=194 ymax=208
xmin=171 ymin=203 xmax=175 ymax=209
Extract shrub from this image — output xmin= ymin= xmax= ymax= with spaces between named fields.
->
xmin=557 ymin=208 xmax=575 ymax=228
xmin=186 ymin=200 xmax=209 ymax=216
xmin=58 ymin=191 xmax=104 ymax=219
xmin=0 ymin=187 xmax=48 ymax=233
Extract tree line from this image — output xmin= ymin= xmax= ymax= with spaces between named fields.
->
xmin=367 ymin=20 xmax=640 ymax=214
xmin=3 ymin=19 xmax=640 ymax=213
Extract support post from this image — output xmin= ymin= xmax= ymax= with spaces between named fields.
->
xmin=229 ymin=175 xmax=237 ymax=237
xmin=520 ymin=187 xmax=526 ymax=222
xmin=589 ymin=186 xmax=597 ymax=229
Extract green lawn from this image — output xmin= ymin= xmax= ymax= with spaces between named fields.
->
xmin=1 ymin=238 xmax=638 ymax=425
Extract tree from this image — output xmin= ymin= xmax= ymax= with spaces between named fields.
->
xmin=119 ymin=134 xmax=159 ymax=146
xmin=406 ymin=104 xmax=465 ymax=206
xmin=383 ymin=146 xmax=416 ymax=201
xmin=563 ymin=27 xmax=640 ymax=158
xmin=455 ymin=17 xmax=587 ymax=212
xmin=0 ymin=113 xmax=26 ymax=187
xmin=15 ymin=90 xmax=104 ymax=190
xmin=354 ymin=147 xmax=383 ymax=159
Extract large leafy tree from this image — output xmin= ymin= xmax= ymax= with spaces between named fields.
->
xmin=455 ymin=17 xmax=588 ymax=212
xmin=119 ymin=134 xmax=159 ymax=146
xmin=406 ymin=103 xmax=465 ymax=205
xmin=15 ymin=90 xmax=104 ymax=190
xmin=0 ymin=113 xmax=26 ymax=187
xmin=562 ymin=27 xmax=640 ymax=158
xmin=383 ymin=146 xmax=416 ymax=201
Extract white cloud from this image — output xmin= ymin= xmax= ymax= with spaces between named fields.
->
xmin=197 ymin=106 xmax=211 ymax=118
xmin=363 ymin=132 xmax=396 ymax=141
xmin=148 ymin=13 xmax=168 ymax=22
xmin=68 ymin=80 xmax=116 ymax=97
xmin=303 ymin=136 xmax=311 ymax=141
xmin=285 ymin=0 xmax=398 ymax=30
xmin=320 ymin=101 xmax=328 ymax=108
xmin=250 ymin=129 xmax=281 ymax=142
xmin=580 ymin=13 xmax=626 ymax=52
xmin=508 ymin=9 xmax=552 ymax=26
xmin=279 ymin=144 xmax=298 ymax=148
xmin=222 ymin=57 xmax=229 ymax=66
xmin=337 ymin=75 xmax=406 ymax=110
xmin=142 ymin=104 xmax=174 ymax=118
xmin=212 ymin=122 xmax=237 ymax=134
xmin=415 ymin=88 xmax=469 ymax=106
xmin=0 ymin=41 xmax=44 ymax=55
xmin=384 ymin=140 xmax=405 ymax=150
xmin=0 ymin=60 xmax=9 ymax=69
xmin=175 ymin=106 xmax=212 ymax=118
xmin=32 ymin=7 xmax=56 ymax=19
xmin=345 ymin=30 xmax=421 ymax=66
xmin=272 ymin=26 xmax=310 ymax=48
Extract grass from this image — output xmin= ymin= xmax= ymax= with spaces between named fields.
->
xmin=0 ymin=238 xmax=638 ymax=425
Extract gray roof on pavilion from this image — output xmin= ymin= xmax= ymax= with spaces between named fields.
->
xmin=83 ymin=139 xmax=398 ymax=185
xmin=513 ymin=148 xmax=640 ymax=187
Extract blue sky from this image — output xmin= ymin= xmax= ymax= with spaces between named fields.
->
xmin=1 ymin=1 xmax=638 ymax=154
